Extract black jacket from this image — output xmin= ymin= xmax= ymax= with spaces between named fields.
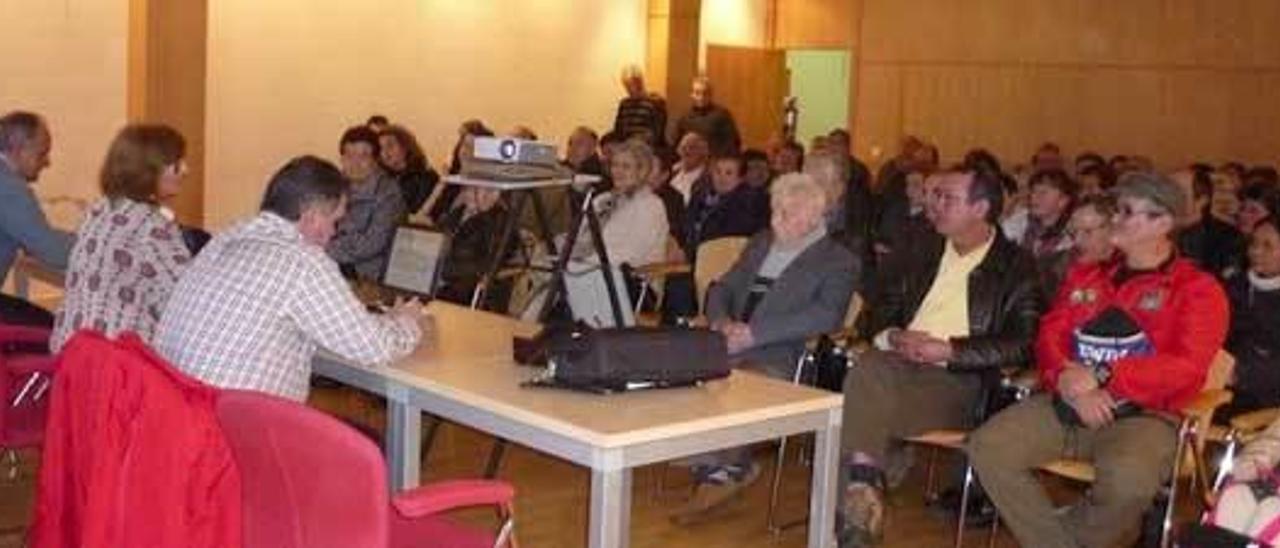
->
xmin=1178 ymin=215 xmax=1244 ymax=278
xmin=683 ymin=182 xmax=769 ymax=259
xmin=394 ymin=168 xmax=440 ymax=215
xmin=867 ymin=231 xmax=1043 ymax=372
xmin=1225 ymin=273 xmax=1280 ymax=410
xmin=673 ymin=103 xmax=741 ymax=156
xmin=435 ymin=205 xmax=514 ymax=309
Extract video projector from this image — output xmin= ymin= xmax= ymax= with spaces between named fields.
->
xmin=464 ymin=137 xmax=570 ymax=181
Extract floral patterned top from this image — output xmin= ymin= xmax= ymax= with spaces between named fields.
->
xmin=51 ymin=198 xmax=191 ymax=352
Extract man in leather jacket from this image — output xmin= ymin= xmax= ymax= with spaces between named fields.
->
xmin=838 ymin=166 xmax=1043 ymax=547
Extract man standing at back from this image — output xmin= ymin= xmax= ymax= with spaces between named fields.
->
xmin=673 ymin=76 xmax=741 ymax=157
xmin=156 ymin=156 xmax=422 ymax=402
xmin=612 ymin=65 xmax=667 ymax=149
xmin=0 ymin=111 xmax=74 ymax=326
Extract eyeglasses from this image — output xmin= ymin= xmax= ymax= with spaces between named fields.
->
xmin=1116 ymin=204 xmax=1168 ymax=219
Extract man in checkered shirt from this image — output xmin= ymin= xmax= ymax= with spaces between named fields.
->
xmin=156 ymin=156 xmax=422 ymax=401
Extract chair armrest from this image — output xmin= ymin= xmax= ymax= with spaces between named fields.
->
xmin=392 ymin=480 xmax=515 ymax=519
xmin=0 ymin=326 xmax=52 ymax=346
xmin=1180 ymin=389 xmax=1234 ymax=421
xmin=8 ymin=354 xmax=56 ymax=376
xmin=633 ymin=261 xmax=691 ymax=279
xmin=1229 ymin=407 xmax=1280 ymax=434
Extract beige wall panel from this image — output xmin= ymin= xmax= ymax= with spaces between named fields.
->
xmin=774 ymin=0 xmax=858 ymax=49
xmin=206 ymin=0 xmax=647 ymax=229
xmin=0 ymin=0 xmax=129 ymax=230
xmin=851 ymin=0 xmax=1280 ymax=170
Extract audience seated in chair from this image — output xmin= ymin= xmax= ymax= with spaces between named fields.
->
xmin=837 ymin=165 xmax=1042 ymax=547
xmin=51 ymin=124 xmax=192 ymax=352
xmin=564 ymin=126 xmax=605 ymax=177
xmin=806 ymin=150 xmax=873 ymax=263
xmin=670 ymin=172 xmax=858 ymax=523
xmin=1038 ymin=193 xmax=1119 ymax=299
xmin=1236 ymin=180 xmax=1280 ymax=237
xmin=968 ymin=171 xmax=1230 ymax=548
xmin=0 ymin=111 xmax=73 ymax=328
xmin=648 ymin=153 xmax=685 ymax=247
xmin=668 ymin=131 xmax=711 ymax=206
xmin=873 ymin=170 xmax=942 ymax=270
xmin=434 ymin=186 xmax=514 ymax=310
xmin=1176 ymin=167 xmax=1245 ymax=279
xmin=1219 ymin=214 xmax=1280 ymax=419
xmin=377 ymin=124 xmax=440 ymax=217
xmin=155 ymin=156 xmax=422 ymax=402
xmin=520 ymin=140 xmax=668 ymax=325
xmin=683 ymin=153 xmax=769 ymax=262
xmin=426 ymin=120 xmax=494 ymax=223
xmin=1000 ymin=168 xmax=1079 ymax=261
xmin=771 ymin=139 xmax=804 ymax=176
xmin=742 ymin=148 xmax=771 ymax=190
xmin=1076 ymin=163 xmax=1116 ymax=197
xmin=824 ymin=128 xmax=874 ymax=241
xmin=328 ymin=125 xmax=406 ymax=281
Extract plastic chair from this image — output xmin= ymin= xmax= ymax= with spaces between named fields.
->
xmin=1035 ymin=350 xmax=1235 ymax=548
xmin=216 ymin=390 xmax=517 ymax=548
xmin=0 ymin=325 xmax=56 ymax=479
xmin=693 ymin=237 xmax=749 ymax=312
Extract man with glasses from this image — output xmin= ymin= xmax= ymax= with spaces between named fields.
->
xmin=837 ymin=166 xmax=1042 ymax=547
xmin=968 ymin=171 xmax=1230 ymax=548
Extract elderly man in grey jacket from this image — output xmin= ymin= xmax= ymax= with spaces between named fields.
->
xmin=670 ymin=172 xmax=860 ymax=523
xmin=0 ymin=111 xmax=74 ymax=326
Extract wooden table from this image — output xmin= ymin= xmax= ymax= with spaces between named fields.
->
xmin=12 ymin=254 xmax=65 ymax=300
xmin=314 ymin=301 xmax=843 ymax=548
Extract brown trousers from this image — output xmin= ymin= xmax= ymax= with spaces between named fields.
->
xmin=967 ymin=394 xmax=1177 ymax=548
xmin=840 ymin=349 xmax=981 ymax=463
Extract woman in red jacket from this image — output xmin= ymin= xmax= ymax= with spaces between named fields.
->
xmin=967 ymin=171 xmax=1229 ymax=548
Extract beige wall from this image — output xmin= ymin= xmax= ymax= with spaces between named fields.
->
xmin=0 ymin=0 xmax=129 ymax=230
xmin=699 ymin=0 xmax=770 ymax=67
xmin=854 ymin=0 xmax=1280 ymax=171
xmin=206 ymin=0 xmax=648 ymax=229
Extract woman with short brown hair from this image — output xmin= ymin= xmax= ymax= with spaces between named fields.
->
xmin=51 ymin=124 xmax=192 ymax=351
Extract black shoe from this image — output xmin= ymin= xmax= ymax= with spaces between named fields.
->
xmin=930 ymin=486 xmax=997 ymax=528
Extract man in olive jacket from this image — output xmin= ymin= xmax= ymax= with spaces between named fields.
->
xmin=839 ymin=166 xmax=1043 ymax=547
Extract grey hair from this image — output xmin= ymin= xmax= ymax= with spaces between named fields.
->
xmin=770 ymin=172 xmax=829 ymax=212
xmin=0 ymin=111 xmax=45 ymax=154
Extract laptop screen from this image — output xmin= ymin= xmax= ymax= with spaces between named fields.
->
xmin=381 ymin=224 xmax=448 ymax=298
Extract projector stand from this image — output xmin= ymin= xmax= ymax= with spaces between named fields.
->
xmin=469 ymin=179 xmax=626 ymax=327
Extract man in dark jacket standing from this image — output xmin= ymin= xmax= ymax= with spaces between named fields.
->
xmin=672 ymin=76 xmax=741 ymax=157
xmin=838 ymin=166 xmax=1042 ymax=547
